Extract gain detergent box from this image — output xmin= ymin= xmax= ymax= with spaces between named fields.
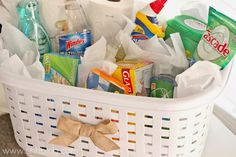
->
xmin=43 ymin=53 xmax=80 ymax=86
xmin=112 ymin=60 xmax=153 ymax=96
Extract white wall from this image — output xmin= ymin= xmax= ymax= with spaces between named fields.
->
xmin=139 ymin=0 xmax=236 ymax=20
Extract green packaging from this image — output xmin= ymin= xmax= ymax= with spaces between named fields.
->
xmin=194 ymin=7 xmax=236 ymax=69
xmin=165 ymin=15 xmax=207 ymax=59
xmin=43 ymin=53 xmax=80 ymax=86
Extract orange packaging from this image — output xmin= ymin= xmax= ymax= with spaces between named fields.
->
xmin=112 ymin=60 xmax=153 ymax=96
xmin=86 ymin=68 xmax=130 ymax=94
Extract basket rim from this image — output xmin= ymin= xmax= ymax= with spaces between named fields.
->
xmin=0 ymin=61 xmax=233 ymax=111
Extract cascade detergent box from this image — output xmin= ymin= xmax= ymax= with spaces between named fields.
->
xmin=43 ymin=53 xmax=80 ymax=86
xmin=112 ymin=60 xmax=153 ymax=96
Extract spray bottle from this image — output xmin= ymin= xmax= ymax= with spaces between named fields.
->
xmin=17 ymin=0 xmax=51 ymax=61
xmin=131 ymin=0 xmax=167 ymax=42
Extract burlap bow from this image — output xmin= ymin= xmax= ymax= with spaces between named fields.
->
xmin=49 ymin=116 xmax=120 ymax=152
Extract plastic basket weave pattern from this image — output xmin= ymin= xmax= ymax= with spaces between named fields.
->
xmin=0 ymin=64 xmax=232 ymax=157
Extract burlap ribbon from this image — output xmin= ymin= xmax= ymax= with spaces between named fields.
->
xmin=49 ymin=116 xmax=120 ymax=152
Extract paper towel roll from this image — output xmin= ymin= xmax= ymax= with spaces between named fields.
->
xmin=87 ymin=0 xmax=134 ymax=42
xmin=89 ymin=0 xmax=134 ymax=15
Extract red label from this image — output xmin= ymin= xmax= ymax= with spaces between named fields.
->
xmin=203 ymin=30 xmax=230 ymax=57
xmin=66 ymin=39 xmax=85 ymax=51
xmin=122 ymin=69 xmax=133 ymax=94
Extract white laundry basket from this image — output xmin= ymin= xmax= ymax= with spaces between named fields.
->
xmin=0 ymin=0 xmax=235 ymax=156
xmin=0 ymin=60 xmax=233 ymax=157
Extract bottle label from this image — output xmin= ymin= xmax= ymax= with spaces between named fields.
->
xmin=150 ymin=76 xmax=177 ymax=98
xmin=131 ymin=12 xmax=164 ymax=42
xmin=59 ymin=30 xmax=91 ymax=57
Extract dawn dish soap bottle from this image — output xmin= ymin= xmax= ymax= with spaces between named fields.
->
xmin=17 ymin=0 xmax=51 ymax=61
xmin=57 ymin=0 xmax=92 ymax=58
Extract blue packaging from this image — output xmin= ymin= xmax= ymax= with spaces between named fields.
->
xmin=59 ymin=30 xmax=91 ymax=57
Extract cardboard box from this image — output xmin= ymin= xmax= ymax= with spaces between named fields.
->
xmin=43 ymin=53 xmax=80 ymax=86
xmin=112 ymin=60 xmax=153 ymax=96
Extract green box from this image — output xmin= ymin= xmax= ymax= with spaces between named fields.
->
xmin=43 ymin=53 xmax=80 ymax=86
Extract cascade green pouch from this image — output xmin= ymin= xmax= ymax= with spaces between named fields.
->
xmin=43 ymin=53 xmax=80 ymax=86
xmin=193 ymin=7 xmax=236 ymax=69
xmin=165 ymin=15 xmax=207 ymax=59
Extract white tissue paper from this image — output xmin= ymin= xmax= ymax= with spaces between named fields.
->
xmin=102 ymin=60 xmax=118 ymax=75
xmin=0 ymin=20 xmax=45 ymax=79
xmin=174 ymin=61 xmax=222 ymax=98
xmin=40 ymin=0 xmax=66 ymax=38
xmin=166 ymin=33 xmax=189 ymax=75
xmin=82 ymin=37 xmax=107 ymax=63
xmin=0 ymin=37 xmax=3 ymax=50
xmin=86 ymin=0 xmax=134 ymax=42
xmin=106 ymin=17 xmax=136 ymax=62
xmin=137 ymin=37 xmax=170 ymax=56
xmin=1 ymin=20 xmax=36 ymax=59
xmin=0 ymin=5 xmax=16 ymax=26
xmin=119 ymin=32 xmax=171 ymax=76
xmin=1 ymin=0 xmax=18 ymax=26
xmin=180 ymin=1 xmax=208 ymax=22
xmin=0 ymin=49 xmax=9 ymax=64
xmin=122 ymin=16 xmax=137 ymax=36
xmin=1 ymin=55 xmax=32 ymax=78
xmin=120 ymin=31 xmax=188 ymax=76
xmin=111 ymin=17 xmax=136 ymax=49
xmin=78 ymin=37 xmax=116 ymax=87
xmin=22 ymin=50 xmax=45 ymax=79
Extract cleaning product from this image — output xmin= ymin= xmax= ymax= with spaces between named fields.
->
xmin=43 ymin=53 xmax=80 ymax=86
xmin=58 ymin=0 xmax=91 ymax=57
xmin=194 ymin=7 xmax=236 ymax=69
xmin=131 ymin=0 xmax=167 ymax=42
xmin=86 ymin=68 xmax=129 ymax=94
xmin=112 ymin=60 xmax=153 ymax=96
xmin=165 ymin=15 xmax=207 ymax=59
xmin=150 ymin=63 xmax=177 ymax=98
xmin=150 ymin=74 xmax=177 ymax=98
xmin=17 ymin=0 xmax=51 ymax=61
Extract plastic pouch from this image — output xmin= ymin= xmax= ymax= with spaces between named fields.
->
xmin=194 ymin=7 xmax=236 ymax=69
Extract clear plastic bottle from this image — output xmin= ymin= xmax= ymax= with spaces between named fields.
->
xmin=57 ymin=0 xmax=92 ymax=57
xmin=65 ymin=0 xmax=89 ymax=33
xmin=17 ymin=0 xmax=51 ymax=61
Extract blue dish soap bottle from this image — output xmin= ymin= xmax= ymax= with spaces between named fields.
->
xmin=17 ymin=0 xmax=51 ymax=61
